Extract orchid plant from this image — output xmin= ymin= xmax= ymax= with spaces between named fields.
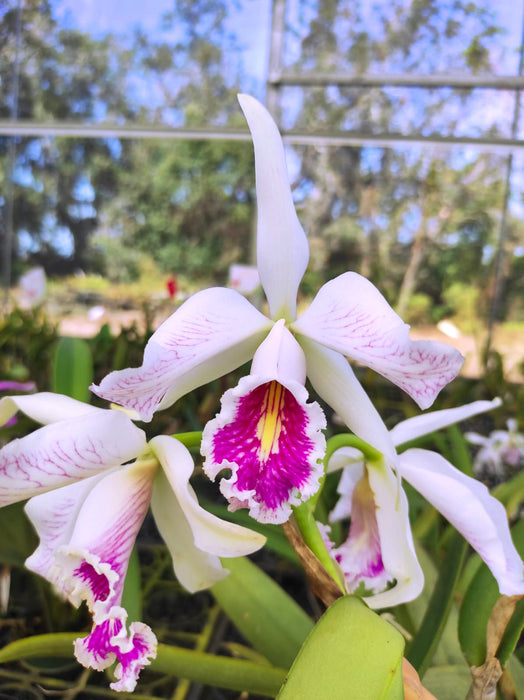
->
xmin=0 ymin=393 xmax=264 ymax=691
xmin=0 ymin=95 xmax=522 ymax=698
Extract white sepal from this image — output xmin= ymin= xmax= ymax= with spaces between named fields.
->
xmin=399 ymin=448 xmax=524 ymax=596
xmin=390 ymin=398 xmax=502 ymax=447
xmin=238 ymin=94 xmax=309 ymax=321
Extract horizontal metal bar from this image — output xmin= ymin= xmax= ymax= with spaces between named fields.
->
xmin=270 ymin=71 xmax=524 ymax=90
xmin=0 ymin=120 xmax=522 ymax=153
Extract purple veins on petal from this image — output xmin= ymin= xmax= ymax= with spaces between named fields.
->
xmin=73 ymin=561 xmax=111 ymax=603
xmin=74 ymin=607 xmax=157 ymax=692
xmin=333 ymin=475 xmax=391 ymax=594
xmin=210 ymin=380 xmax=319 ymax=517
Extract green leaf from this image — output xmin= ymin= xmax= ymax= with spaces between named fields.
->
xmin=399 ymin=545 xmax=465 ymax=668
xmin=277 ymin=596 xmax=404 ymax=699
xmin=0 ymin=501 xmax=37 ymax=566
xmin=0 ymin=634 xmax=287 ymax=698
xmin=407 ymin=529 xmax=467 ymax=676
xmin=51 ymin=336 xmax=93 ymax=402
xmin=423 ymin=665 xmax=472 ymax=699
xmin=121 ymin=546 xmax=142 ymax=623
xmin=211 ymin=556 xmax=313 ymax=669
xmin=507 ymin=656 xmax=524 ymax=700
xmin=459 ymin=519 xmax=524 ymax=667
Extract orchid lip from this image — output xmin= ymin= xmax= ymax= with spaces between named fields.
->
xmin=202 ymin=374 xmax=326 ymax=524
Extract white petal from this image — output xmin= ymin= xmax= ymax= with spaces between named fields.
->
xmin=25 ymin=472 xmax=110 ymax=585
xmin=365 ymin=460 xmax=424 ymax=609
xmin=150 ymin=436 xmax=265 ymax=591
xmin=0 ymin=392 xmax=100 ymax=427
xmin=293 ymin=272 xmax=464 ymax=409
xmin=251 ymin=319 xmax=306 ymax=385
xmin=92 ymin=288 xmax=271 ymax=421
xmin=238 ymin=94 xmax=309 ymax=321
xmin=390 ymin=398 xmax=502 ymax=447
xmin=298 ymin=336 xmax=396 ymax=462
xmin=399 ymin=449 xmax=524 ymax=595
xmin=0 ymin=411 xmax=147 ymax=506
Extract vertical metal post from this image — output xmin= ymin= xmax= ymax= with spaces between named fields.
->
xmin=2 ymin=0 xmax=22 ymax=307
xmin=485 ymin=4 xmax=524 ymax=355
xmin=266 ymin=0 xmax=286 ymax=120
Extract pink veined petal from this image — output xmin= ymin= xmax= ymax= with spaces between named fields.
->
xmin=74 ymin=605 xmax=157 ymax=692
xmin=0 ymin=411 xmax=147 ymax=506
xmin=364 ymin=459 xmax=424 ymax=609
xmin=91 ymin=287 xmax=271 ymax=421
xmin=149 ymin=437 xmax=265 ymax=593
xmin=202 ymin=374 xmax=326 ymax=525
xmin=238 ymin=94 xmax=309 ymax=322
xmin=332 ymin=473 xmax=392 ymax=596
xmin=24 ymin=471 xmax=111 ymax=590
xmin=0 ymin=392 xmax=101 ymax=428
xmin=389 ymin=398 xmax=502 ymax=447
xmin=298 ymin=336 xmax=396 ymax=463
xmin=49 ymin=461 xmax=155 ymax=612
xmin=399 ymin=448 xmax=524 ymax=596
xmin=293 ymin=272 xmax=464 ymax=409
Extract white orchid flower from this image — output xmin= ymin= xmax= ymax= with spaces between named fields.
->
xmin=0 ymin=393 xmax=265 ymax=692
xmin=326 ymin=398 xmax=524 ymax=609
xmin=92 ymin=94 xmax=463 ymax=525
xmin=466 ymin=419 xmax=524 ymax=478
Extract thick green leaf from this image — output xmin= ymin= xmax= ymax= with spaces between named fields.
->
xmin=212 ymin=556 xmax=313 ymax=669
xmin=0 ymin=634 xmax=287 ymax=697
xmin=459 ymin=519 xmax=524 ymax=667
xmin=51 ymin=336 xmax=93 ymax=402
xmin=407 ymin=529 xmax=467 ymax=676
xmin=277 ymin=596 xmax=404 ymax=700
xmin=423 ymin=665 xmax=472 ymax=699
xmin=0 ymin=501 xmax=37 ymax=566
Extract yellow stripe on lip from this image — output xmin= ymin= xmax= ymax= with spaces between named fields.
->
xmin=256 ymin=381 xmax=286 ymax=460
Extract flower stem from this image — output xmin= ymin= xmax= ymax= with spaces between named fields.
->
xmin=292 ymin=501 xmax=346 ymax=593
xmin=172 ymin=431 xmax=203 ymax=449
xmin=324 ymin=433 xmax=382 ymax=467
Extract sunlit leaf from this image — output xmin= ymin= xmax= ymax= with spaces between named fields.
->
xmin=277 ymin=596 xmax=404 ymax=699
xmin=51 ymin=336 xmax=93 ymax=402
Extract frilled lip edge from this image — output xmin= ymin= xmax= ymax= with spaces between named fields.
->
xmin=202 ymin=375 xmax=327 ymax=524
xmin=74 ymin=605 xmax=158 ymax=692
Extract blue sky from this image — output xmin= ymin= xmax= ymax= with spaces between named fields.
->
xmin=53 ymin=0 xmax=272 ymax=95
